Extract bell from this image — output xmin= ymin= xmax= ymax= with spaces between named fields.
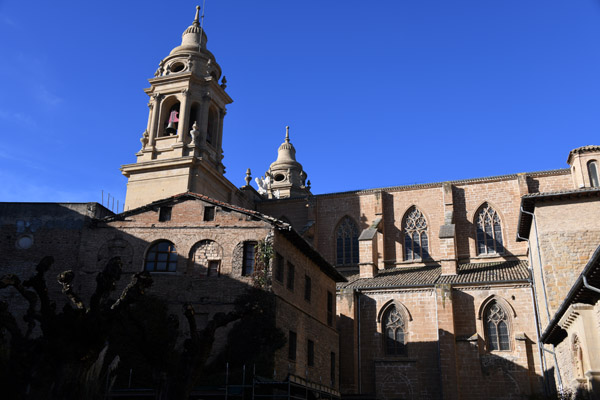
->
xmin=165 ymin=120 xmax=176 ymax=135
xmin=165 ymin=110 xmax=179 ymax=135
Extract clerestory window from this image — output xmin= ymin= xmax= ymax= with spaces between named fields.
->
xmin=403 ymin=207 xmax=429 ymax=261
xmin=476 ymin=203 xmax=504 ymax=255
xmin=336 ymin=216 xmax=359 ymax=266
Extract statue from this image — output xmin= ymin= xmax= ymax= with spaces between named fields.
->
xmin=255 ymin=175 xmax=271 ymax=195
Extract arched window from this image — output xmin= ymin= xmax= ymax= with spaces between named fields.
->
xmin=403 ymin=207 xmax=429 ymax=261
xmin=145 ymin=240 xmax=177 ymax=272
xmin=485 ymin=301 xmax=510 ymax=351
xmin=335 ymin=216 xmax=359 ymax=266
xmin=588 ymin=160 xmax=599 ymax=187
xmin=476 ymin=203 xmax=504 ymax=255
xmin=383 ymin=305 xmax=406 ymax=356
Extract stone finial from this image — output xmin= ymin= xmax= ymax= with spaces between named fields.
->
xmin=245 ymin=168 xmax=252 ymax=186
xmin=220 ymin=76 xmax=227 ymax=89
xmin=189 ymin=121 xmax=200 ymax=145
xmin=140 ymin=131 xmax=149 ymax=150
xmin=306 ymin=180 xmax=311 ymax=190
xmin=193 ymin=5 xmax=201 ymax=27
xmin=285 ymin=125 xmax=290 ymax=143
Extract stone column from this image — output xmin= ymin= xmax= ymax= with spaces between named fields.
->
xmin=177 ymin=89 xmax=190 ymax=143
xmin=148 ymin=93 xmax=163 ymax=147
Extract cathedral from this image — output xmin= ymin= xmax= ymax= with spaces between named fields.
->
xmin=1 ymin=7 xmax=600 ymax=400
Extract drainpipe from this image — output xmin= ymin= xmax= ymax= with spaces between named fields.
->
xmin=356 ymin=290 xmax=362 ymax=394
xmin=582 ymin=276 xmax=600 ymax=294
xmin=520 ymin=207 xmax=564 ymax=391
xmin=517 ymin=231 xmax=550 ymax=397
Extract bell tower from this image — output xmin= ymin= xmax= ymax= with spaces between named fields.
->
xmin=122 ymin=6 xmax=235 ymax=210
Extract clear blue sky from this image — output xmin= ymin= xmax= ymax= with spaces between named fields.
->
xmin=1 ymin=1 xmax=599 ymax=208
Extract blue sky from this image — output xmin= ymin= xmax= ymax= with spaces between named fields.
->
xmin=1 ymin=1 xmax=599 ymax=208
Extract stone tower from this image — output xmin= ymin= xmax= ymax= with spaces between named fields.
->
xmin=121 ymin=6 xmax=237 ymax=210
xmin=260 ymin=126 xmax=311 ymax=199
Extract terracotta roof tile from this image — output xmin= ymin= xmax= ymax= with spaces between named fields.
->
xmin=337 ymin=260 xmax=529 ymax=290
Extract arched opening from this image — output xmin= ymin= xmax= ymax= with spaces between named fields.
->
xmin=160 ymin=99 xmax=180 ymax=137
xmin=206 ymin=106 xmax=218 ymax=145
xmin=588 ymin=160 xmax=599 ymax=187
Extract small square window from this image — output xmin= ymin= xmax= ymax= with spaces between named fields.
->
xmin=204 ymin=206 xmax=215 ymax=221
xmin=159 ymin=206 xmax=172 ymax=222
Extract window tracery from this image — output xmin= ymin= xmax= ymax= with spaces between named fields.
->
xmin=403 ymin=207 xmax=429 ymax=261
xmin=336 ymin=217 xmax=359 ymax=266
xmin=476 ymin=203 xmax=504 ymax=255
xmin=485 ymin=301 xmax=510 ymax=351
xmin=383 ymin=305 xmax=406 ymax=356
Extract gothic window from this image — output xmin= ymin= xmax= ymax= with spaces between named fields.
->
xmin=383 ymin=305 xmax=407 ymax=356
xmin=485 ymin=301 xmax=510 ymax=351
xmin=336 ymin=216 xmax=359 ymax=266
xmin=476 ymin=203 xmax=504 ymax=255
xmin=588 ymin=160 xmax=599 ymax=187
xmin=145 ymin=240 xmax=177 ymax=272
xmin=403 ymin=207 xmax=429 ymax=261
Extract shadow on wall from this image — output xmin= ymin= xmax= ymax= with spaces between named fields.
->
xmin=0 ymin=203 xmax=285 ymax=399
xmin=336 ymin=293 xmax=582 ymax=400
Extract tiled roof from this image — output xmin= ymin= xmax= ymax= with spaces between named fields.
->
xmin=338 ymin=265 xmax=441 ymax=289
xmin=436 ymin=260 xmax=530 ymax=284
xmin=338 ymin=260 xmax=529 ymax=290
xmin=567 ymin=145 xmax=600 ymax=164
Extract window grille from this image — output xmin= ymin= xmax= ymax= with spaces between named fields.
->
xmin=403 ymin=207 xmax=429 ymax=261
xmin=476 ymin=204 xmax=504 ymax=255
